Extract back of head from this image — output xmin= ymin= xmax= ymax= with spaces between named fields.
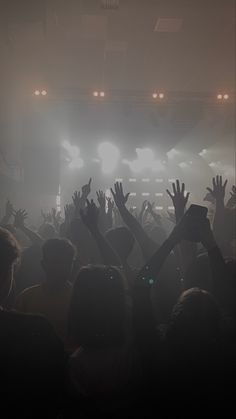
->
xmin=149 ymin=225 xmax=167 ymax=246
xmin=0 ymin=227 xmax=20 ymax=303
xmin=68 ymin=265 xmax=126 ymax=347
xmin=42 ymin=238 xmax=75 ymax=283
xmin=105 ymin=227 xmax=134 ymax=261
xmin=168 ymin=288 xmax=220 ymax=347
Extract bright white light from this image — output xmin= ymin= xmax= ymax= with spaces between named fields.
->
xmin=223 ymin=94 xmax=229 ymax=100
xmin=115 ymin=178 xmax=123 ymax=182
xmin=93 ymin=91 xmax=99 ymax=97
xmin=123 ymin=148 xmax=163 ymax=173
xmin=159 ymin=93 xmax=164 ymax=99
xmin=199 ymin=149 xmax=207 ymax=156
xmin=167 ymin=148 xmax=180 ymax=159
xmin=152 ymin=93 xmax=158 ymax=99
xmin=217 ymin=94 xmax=222 ymax=100
xmin=155 ymin=193 xmax=163 ymax=196
xmin=155 ymin=206 xmax=163 ymax=210
xmin=62 ymin=140 xmax=84 ymax=169
xmin=168 ymin=179 xmax=176 ymax=182
xmin=34 ymin=90 xmax=40 ymax=96
xmin=130 ymin=192 xmax=137 ymax=196
xmin=142 ymin=193 xmax=150 ymax=196
xmin=100 ymin=91 xmax=105 ymax=97
xmin=41 ymin=90 xmax=47 ymax=96
xmin=168 ymin=206 xmax=175 ymax=210
xmin=98 ymin=142 xmax=120 ymax=174
xmin=129 ymin=178 xmax=137 ymax=182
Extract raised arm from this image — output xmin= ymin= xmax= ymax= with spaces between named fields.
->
xmin=166 ymin=179 xmax=196 ymax=274
xmin=111 ymin=182 xmax=156 ymax=260
xmin=206 ymin=175 xmax=228 ymax=244
xmin=80 ymin=199 xmax=121 ymax=266
xmin=14 ymin=209 xmax=43 ymax=245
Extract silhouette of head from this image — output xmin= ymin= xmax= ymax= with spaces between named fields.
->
xmin=184 ymin=254 xmax=212 ymax=291
xmin=0 ymin=227 xmax=20 ymax=304
xmin=105 ymin=227 xmax=135 ymax=262
xmin=68 ymin=265 xmax=126 ymax=347
xmin=168 ymin=288 xmax=220 ymax=347
xmin=41 ymin=238 xmax=75 ymax=285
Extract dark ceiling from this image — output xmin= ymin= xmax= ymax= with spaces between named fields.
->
xmin=0 ymin=0 xmax=235 ymax=93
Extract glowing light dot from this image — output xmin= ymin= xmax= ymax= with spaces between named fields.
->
xmin=100 ymin=91 xmax=105 ymax=97
xmin=159 ymin=93 xmax=164 ymax=99
xmin=34 ymin=90 xmax=40 ymax=96
xmin=223 ymin=94 xmax=229 ymax=100
xmin=217 ymin=94 xmax=222 ymax=99
xmin=93 ymin=91 xmax=98 ymax=97
xmin=41 ymin=90 xmax=47 ymax=96
xmin=152 ymin=93 xmax=158 ymax=99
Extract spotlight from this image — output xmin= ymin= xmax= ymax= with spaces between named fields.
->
xmin=142 ymin=193 xmax=150 ymax=196
xmin=199 ymin=149 xmax=207 ymax=156
xmin=217 ymin=94 xmax=222 ymax=100
xmin=223 ymin=94 xmax=229 ymax=100
xmin=129 ymin=178 xmax=137 ymax=182
xmin=34 ymin=90 xmax=40 ymax=96
xmin=98 ymin=142 xmax=120 ymax=174
xmin=159 ymin=93 xmax=164 ymax=99
xmin=100 ymin=91 xmax=105 ymax=97
xmin=93 ymin=91 xmax=99 ymax=97
xmin=115 ymin=178 xmax=123 ymax=182
xmin=130 ymin=192 xmax=137 ymax=196
xmin=152 ymin=93 xmax=158 ymax=99
xmin=41 ymin=90 xmax=47 ymax=96
xmin=155 ymin=193 xmax=163 ymax=196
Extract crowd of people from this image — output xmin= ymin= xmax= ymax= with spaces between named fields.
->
xmin=0 ymin=175 xmax=235 ymax=417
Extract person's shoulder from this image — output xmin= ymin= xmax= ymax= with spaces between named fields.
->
xmin=18 ymin=284 xmax=42 ymax=298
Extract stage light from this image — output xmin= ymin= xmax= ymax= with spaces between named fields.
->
xmin=34 ymin=90 xmax=40 ymax=96
xmin=155 ymin=206 xmax=163 ymax=210
xmin=152 ymin=93 xmax=158 ymax=99
xmin=98 ymin=142 xmax=120 ymax=174
xmin=155 ymin=193 xmax=163 ymax=196
xmin=168 ymin=206 xmax=175 ymax=210
xmin=167 ymin=148 xmax=179 ymax=159
xmin=100 ymin=91 xmax=105 ymax=97
xmin=223 ymin=94 xmax=229 ymax=100
xmin=159 ymin=93 xmax=164 ymax=99
xmin=115 ymin=178 xmax=123 ymax=182
xmin=199 ymin=149 xmax=207 ymax=156
xmin=129 ymin=178 xmax=137 ymax=182
xmin=142 ymin=178 xmax=150 ymax=182
xmin=41 ymin=90 xmax=47 ymax=96
xmin=130 ymin=192 xmax=137 ymax=196
xmin=62 ymin=140 xmax=84 ymax=169
xmin=217 ymin=94 xmax=222 ymax=100
xmin=93 ymin=91 xmax=99 ymax=97
xmin=155 ymin=178 xmax=163 ymax=183
xmin=168 ymin=179 xmax=176 ymax=182
xmin=142 ymin=193 xmax=150 ymax=196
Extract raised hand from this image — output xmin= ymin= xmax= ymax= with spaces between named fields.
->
xmin=106 ymin=197 xmax=114 ymax=213
xmin=64 ymin=203 xmax=75 ymax=224
xmin=14 ymin=209 xmax=28 ymax=229
xmin=226 ymin=185 xmax=236 ymax=208
xmin=166 ymin=179 xmax=190 ymax=221
xmin=72 ymin=191 xmax=82 ymax=210
xmin=96 ymin=190 xmax=106 ymax=210
xmin=111 ymin=182 xmax=130 ymax=208
xmin=146 ymin=201 xmax=155 ymax=214
xmin=80 ymin=199 xmax=99 ymax=231
xmin=206 ymin=175 xmax=228 ymax=203
xmin=81 ymin=178 xmax=92 ymax=198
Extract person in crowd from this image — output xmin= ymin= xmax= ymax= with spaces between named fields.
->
xmin=15 ymin=238 xmax=76 ymax=349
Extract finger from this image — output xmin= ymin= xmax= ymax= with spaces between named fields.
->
xmin=213 ymin=177 xmax=216 ymax=188
xmin=110 ymin=188 xmax=115 ymax=198
xmin=223 ymin=179 xmax=228 ymax=189
xmin=176 ymin=179 xmax=180 ymax=194
xmin=181 ymin=183 xmax=185 ymax=194
xmin=125 ymin=193 xmax=130 ymax=202
xmin=172 ymin=182 xmax=177 ymax=195
xmin=185 ymin=192 xmax=190 ymax=202
xmin=166 ymin=189 xmax=173 ymax=199
xmin=206 ymin=187 xmax=213 ymax=195
xmin=88 ymin=178 xmax=92 ymax=186
xmin=219 ymin=175 xmax=222 ymax=186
